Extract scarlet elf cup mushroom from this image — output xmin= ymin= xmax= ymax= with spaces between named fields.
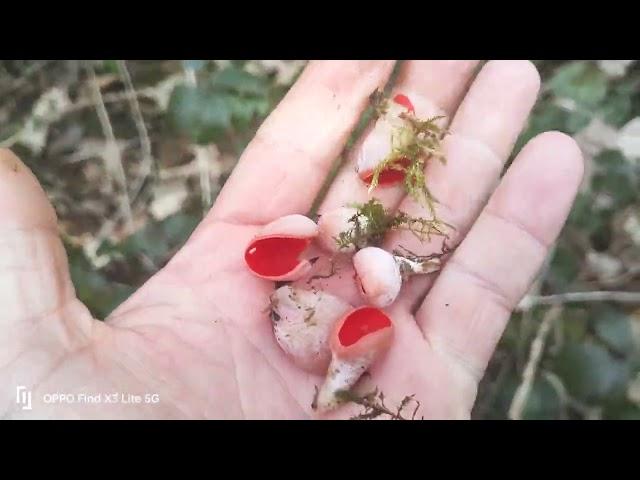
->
xmin=269 ymin=286 xmax=353 ymax=374
xmin=353 ymin=246 xmax=444 ymax=308
xmin=314 ymin=306 xmax=394 ymax=412
xmin=244 ymin=214 xmax=319 ymax=281
xmin=356 ymin=94 xmax=416 ymax=187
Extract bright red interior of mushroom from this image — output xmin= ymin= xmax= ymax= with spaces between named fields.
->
xmin=245 ymin=236 xmax=310 ymax=277
xmin=361 ymin=156 xmax=411 ymax=187
xmin=338 ymin=307 xmax=392 ymax=347
xmin=393 ymin=94 xmax=415 ymax=113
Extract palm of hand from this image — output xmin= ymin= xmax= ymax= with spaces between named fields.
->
xmin=0 ymin=60 xmax=583 ymax=419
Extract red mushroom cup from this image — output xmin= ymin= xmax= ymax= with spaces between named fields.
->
xmin=244 ymin=214 xmax=318 ymax=281
xmin=314 ymin=306 xmax=394 ymax=412
xmin=356 ymin=93 xmax=416 ymax=188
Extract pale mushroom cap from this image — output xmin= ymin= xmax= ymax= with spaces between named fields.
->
xmin=246 ymin=214 xmax=318 ymax=282
xmin=353 ymin=247 xmax=402 ymax=308
xmin=356 ymin=120 xmax=394 ymax=176
xmin=258 ymin=214 xmax=318 ymax=239
xmin=271 ymin=286 xmax=353 ymax=374
xmin=317 ymin=207 xmax=361 ymax=253
xmin=356 ymin=100 xmax=414 ymax=177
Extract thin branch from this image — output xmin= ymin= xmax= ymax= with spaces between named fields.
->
xmin=1 ymin=91 xmax=152 ymax=150
xmin=508 ymin=305 xmax=562 ymax=420
xmin=336 ymin=388 xmax=422 ymax=420
xmin=117 ymin=60 xmax=154 ymax=203
xmin=157 ymin=160 xmax=201 ymax=180
xmin=181 ymin=63 xmax=213 ymax=213
xmin=192 ymin=145 xmax=218 ymax=213
xmin=594 ymin=265 xmax=640 ymax=288
xmin=86 ymin=61 xmax=134 ymax=234
xmin=0 ymin=60 xmax=52 ymax=96
xmin=518 ymin=291 xmax=640 ymax=310
xmin=541 ymin=370 xmax=599 ymax=419
xmin=66 ymin=90 xmax=151 ymax=113
xmin=0 ymin=130 xmax=23 ymax=149
xmin=516 ymin=245 xmax=556 ymax=369
xmin=184 ymin=67 xmax=197 ymax=86
xmin=472 ymin=353 xmax=512 ymax=419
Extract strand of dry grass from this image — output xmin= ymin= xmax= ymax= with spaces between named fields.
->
xmin=116 ymin=60 xmax=154 ymax=202
xmin=194 ymin=145 xmax=218 ymax=212
xmin=508 ymin=305 xmax=562 ymax=420
xmin=157 ymin=160 xmax=201 ymax=180
xmin=0 ymin=60 xmax=52 ymax=96
xmin=66 ymin=90 xmax=149 ymax=113
xmin=0 ymin=130 xmax=22 ymax=148
xmin=515 ymin=246 xmax=556 ymax=369
xmin=86 ymin=61 xmax=134 ymax=234
xmin=542 ymin=371 xmax=602 ymax=419
xmin=519 ymin=290 xmax=640 ymax=310
xmin=597 ymin=265 xmax=640 ymax=288
xmin=182 ymin=63 xmax=212 ymax=212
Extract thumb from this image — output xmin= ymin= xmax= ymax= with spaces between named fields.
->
xmin=0 ymin=148 xmax=94 ymax=365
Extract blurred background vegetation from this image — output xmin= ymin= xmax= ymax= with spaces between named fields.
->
xmin=1 ymin=60 xmax=639 ymax=420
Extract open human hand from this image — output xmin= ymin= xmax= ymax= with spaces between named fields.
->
xmin=0 ymin=60 xmax=583 ymax=419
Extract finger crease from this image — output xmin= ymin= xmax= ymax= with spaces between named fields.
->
xmin=426 ymin=332 xmax=485 ymax=385
xmin=445 ymin=256 xmax=515 ymax=312
xmin=484 ymin=208 xmax=551 ymax=251
xmin=251 ymin=128 xmax=320 ymax=164
xmin=445 ymin=131 xmax=503 ymax=169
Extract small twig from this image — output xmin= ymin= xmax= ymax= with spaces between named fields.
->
xmin=86 ymin=61 xmax=134 ymax=234
xmin=337 ymin=388 xmax=422 ymax=420
xmin=193 ymin=145 xmax=217 ymax=212
xmin=1 ymin=92 xmax=154 ymax=150
xmin=157 ymin=160 xmax=202 ymax=180
xmin=0 ymin=60 xmax=52 ymax=96
xmin=117 ymin=60 xmax=154 ymax=203
xmin=184 ymin=66 xmax=198 ymax=86
xmin=518 ymin=291 xmax=640 ymax=310
xmin=516 ymin=245 xmax=556 ymax=368
xmin=593 ymin=265 xmax=640 ymax=288
xmin=65 ymin=90 xmax=152 ymax=113
xmin=508 ymin=305 xmax=562 ymax=420
xmin=542 ymin=371 xmax=601 ymax=419
xmin=472 ymin=353 xmax=512 ymax=419
xmin=181 ymin=63 xmax=214 ymax=214
xmin=393 ymin=242 xmax=452 ymax=264
xmin=306 ymin=259 xmax=338 ymax=284
xmin=0 ymin=130 xmax=23 ymax=149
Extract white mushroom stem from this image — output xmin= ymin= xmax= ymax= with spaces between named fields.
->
xmin=353 ymin=247 xmax=445 ymax=309
xmin=315 ymin=353 xmax=373 ymax=412
xmin=393 ymin=255 xmax=443 ymax=278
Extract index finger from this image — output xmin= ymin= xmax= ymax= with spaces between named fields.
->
xmin=208 ymin=60 xmax=395 ymax=226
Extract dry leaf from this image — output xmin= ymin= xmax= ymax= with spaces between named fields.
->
xmin=617 ymin=117 xmax=640 ymax=162
xmin=597 ymin=60 xmax=635 ymax=78
xmin=18 ymin=87 xmax=71 ymax=153
xmin=586 ymin=250 xmax=624 ymax=281
xmin=150 ymin=178 xmax=189 ymax=220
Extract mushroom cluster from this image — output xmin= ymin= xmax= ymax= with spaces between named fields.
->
xmin=243 ymin=92 xmax=450 ymax=413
